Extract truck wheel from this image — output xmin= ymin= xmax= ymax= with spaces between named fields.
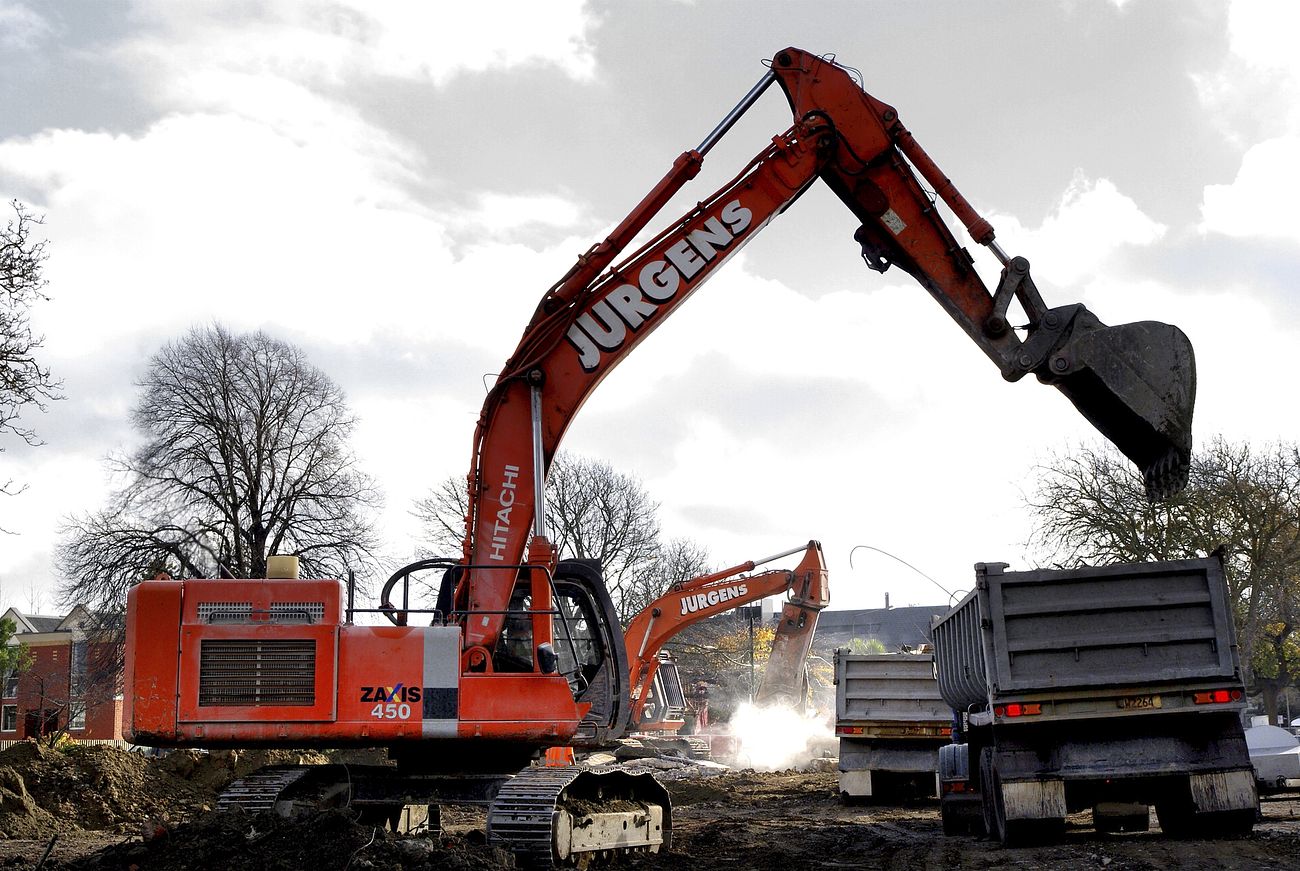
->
xmin=1164 ymin=811 xmax=1253 ymax=842
xmin=1003 ymin=818 xmax=1065 ymax=846
xmin=1155 ymin=801 xmax=1193 ymax=838
xmin=941 ymin=794 xmax=984 ymax=836
xmin=941 ymin=799 xmax=961 ymax=836
xmin=1158 ymin=803 xmax=1255 ymax=838
xmin=979 ymin=747 xmax=1063 ymax=846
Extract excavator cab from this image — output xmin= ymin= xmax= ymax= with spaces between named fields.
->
xmin=548 ymin=560 xmax=634 ymax=746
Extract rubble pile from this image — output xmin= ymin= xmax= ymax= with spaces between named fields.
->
xmin=0 ymin=742 xmax=356 ymax=840
xmin=0 ymin=742 xmax=211 ymax=838
xmin=51 ymin=809 xmax=515 ymax=871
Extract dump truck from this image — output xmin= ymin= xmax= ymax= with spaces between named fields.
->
xmin=933 ymin=558 xmax=1257 ymax=844
xmin=834 ymin=651 xmax=949 ymax=801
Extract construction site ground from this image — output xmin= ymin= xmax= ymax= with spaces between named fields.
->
xmin=2 ymin=741 xmax=1299 ymax=870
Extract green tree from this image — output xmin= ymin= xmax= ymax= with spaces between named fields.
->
xmin=844 ymin=637 xmax=888 ymax=655
xmin=0 ymin=616 xmax=32 ymax=685
xmin=1027 ymin=437 xmax=1300 ymax=722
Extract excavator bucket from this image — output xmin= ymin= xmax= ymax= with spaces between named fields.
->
xmin=1043 ymin=317 xmax=1196 ymax=501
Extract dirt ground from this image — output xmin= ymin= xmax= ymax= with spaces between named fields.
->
xmin=1 ymin=742 xmax=1298 ymax=870
xmin=620 ymin=771 xmax=1300 ymax=871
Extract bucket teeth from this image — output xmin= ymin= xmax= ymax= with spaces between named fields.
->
xmin=1144 ymin=445 xmax=1191 ymax=503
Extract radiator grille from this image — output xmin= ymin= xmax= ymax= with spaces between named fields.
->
xmin=198 ymin=602 xmax=252 ymax=623
xmin=197 ymin=601 xmax=325 ymax=624
xmin=199 ymin=639 xmax=317 ymax=706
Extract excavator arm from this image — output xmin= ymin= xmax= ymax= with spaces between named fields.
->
xmin=773 ymin=48 xmax=1194 ymax=499
xmin=445 ymin=47 xmax=1196 ymax=661
xmin=624 ymin=541 xmax=829 ymax=727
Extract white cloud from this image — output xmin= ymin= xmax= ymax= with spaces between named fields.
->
xmin=1200 ymin=136 xmax=1300 ymax=240
xmin=118 ymin=0 xmax=597 ymax=104
xmin=1225 ymin=0 xmax=1300 ymax=77
xmin=1193 ymin=0 xmax=1300 ymax=241
xmin=2 ymin=0 xmax=1291 ymax=614
xmin=0 ymin=1 xmax=50 ymax=51
xmin=464 ymin=193 xmax=589 ymax=232
xmin=0 ymin=102 xmax=601 ymax=359
xmin=984 ymin=172 xmax=1165 ymax=289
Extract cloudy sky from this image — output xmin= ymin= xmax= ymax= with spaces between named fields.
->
xmin=1 ymin=0 xmax=1296 ymax=616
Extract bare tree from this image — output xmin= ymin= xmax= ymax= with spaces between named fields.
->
xmin=58 ymin=325 xmax=382 ymax=622
xmin=1 ymin=200 xmax=59 ymax=499
xmin=619 ymin=536 xmax=713 ymax=619
xmin=414 ymin=451 xmax=711 ymax=621
xmin=413 ymin=473 xmax=471 ymax=557
xmin=24 ymin=577 xmax=44 ymax=614
xmin=1026 ymin=437 xmax=1300 ymax=722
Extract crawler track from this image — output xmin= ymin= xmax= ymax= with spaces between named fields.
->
xmin=487 ymin=766 xmax=672 ymax=868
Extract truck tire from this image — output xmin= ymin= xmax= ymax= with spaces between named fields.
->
xmin=979 ymin=747 xmax=1064 ymax=846
xmin=1154 ymin=801 xmax=1193 ymax=838
xmin=941 ymin=798 xmax=961 ymax=836
xmin=941 ymin=793 xmax=984 ymax=836
xmin=1157 ymin=804 xmax=1254 ymax=839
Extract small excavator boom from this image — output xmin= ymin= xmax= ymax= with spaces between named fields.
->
xmin=625 ymin=541 xmax=829 ymax=730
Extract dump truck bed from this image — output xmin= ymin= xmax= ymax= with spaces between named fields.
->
xmin=932 ymin=558 xmax=1240 ymax=718
xmin=835 ymin=651 xmax=949 ymax=799
xmin=835 ymin=652 xmax=948 ymax=734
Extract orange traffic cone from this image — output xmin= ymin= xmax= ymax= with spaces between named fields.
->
xmin=543 ymin=746 xmax=575 ymax=767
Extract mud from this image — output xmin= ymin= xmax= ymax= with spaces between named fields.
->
xmin=622 ymin=772 xmax=1300 ymax=871
xmin=1 ymin=743 xmax=1299 ymax=870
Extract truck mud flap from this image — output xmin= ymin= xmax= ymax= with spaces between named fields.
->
xmin=1000 ymin=779 xmax=1066 ymax=821
xmin=1189 ymin=768 xmax=1257 ymax=814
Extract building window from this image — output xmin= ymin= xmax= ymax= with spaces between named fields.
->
xmin=71 ymin=640 xmax=88 ymax=696
xmin=70 ymin=706 xmax=86 ymax=731
xmin=1 ymin=704 xmax=16 ymax=732
xmin=2 ymin=670 xmax=16 ymax=698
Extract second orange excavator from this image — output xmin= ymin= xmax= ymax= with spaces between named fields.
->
xmin=624 ymin=540 xmax=829 ymax=743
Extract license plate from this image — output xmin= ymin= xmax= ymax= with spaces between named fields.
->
xmin=1116 ymin=694 xmax=1162 ymax=710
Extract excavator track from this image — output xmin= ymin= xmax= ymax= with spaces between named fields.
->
xmin=216 ymin=766 xmax=313 ymax=814
xmin=487 ymin=766 xmax=671 ymax=868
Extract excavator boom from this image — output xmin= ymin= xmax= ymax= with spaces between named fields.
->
xmin=625 ymin=541 xmax=829 ymax=729
xmin=456 ymin=47 xmax=1196 ymax=653
xmin=771 ymin=48 xmax=1194 ymax=499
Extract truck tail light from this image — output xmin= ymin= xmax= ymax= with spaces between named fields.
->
xmin=1192 ymin=688 xmax=1242 ymax=705
xmin=835 ymin=725 xmax=865 ymax=735
xmin=994 ymin=702 xmax=1042 ymax=718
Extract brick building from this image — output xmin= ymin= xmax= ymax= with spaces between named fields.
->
xmin=1 ymin=606 xmax=124 ymax=743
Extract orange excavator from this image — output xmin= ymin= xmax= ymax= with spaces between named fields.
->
xmin=625 ymin=540 xmax=829 ymax=744
xmin=122 ymin=48 xmax=1197 ymax=867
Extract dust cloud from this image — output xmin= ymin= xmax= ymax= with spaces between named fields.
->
xmin=728 ymin=702 xmax=834 ymax=771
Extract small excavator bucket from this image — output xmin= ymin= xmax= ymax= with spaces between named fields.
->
xmin=1044 ymin=318 xmax=1196 ymax=501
